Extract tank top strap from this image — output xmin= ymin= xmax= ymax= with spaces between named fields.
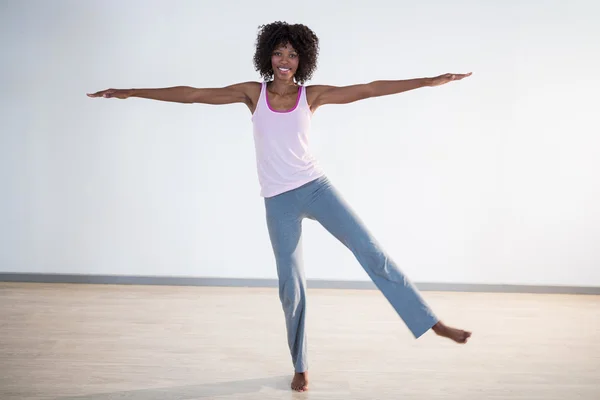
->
xmin=253 ymin=81 xmax=267 ymax=114
xmin=299 ymin=84 xmax=307 ymax=107
xmin=260 ymin=81 xmax=267 ymax=106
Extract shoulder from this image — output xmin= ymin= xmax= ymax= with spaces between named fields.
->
xmin=242 ymin=81 xmax=262 ymax=103
xmin=306 ymin=84 xmax=332 ymax=95
xmin=305 ymin=84 xmax=334 ymax=100
xmin=226 ymin=81 xmax=262 ymax=111
xmin=231 ymin=81 xmax=262 ymax=97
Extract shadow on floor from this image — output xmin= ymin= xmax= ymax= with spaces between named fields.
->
xmin=53 ymin=375 xmax=297 ymax=400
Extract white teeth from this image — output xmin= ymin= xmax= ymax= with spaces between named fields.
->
xmin=278 ymin=67 xmax=290 ymax=71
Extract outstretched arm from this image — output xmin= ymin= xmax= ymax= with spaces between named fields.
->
xmin=308 ymin=72 xmax=471 ymax=111
xmin=87 ymin=82 xmax=261 ymax=110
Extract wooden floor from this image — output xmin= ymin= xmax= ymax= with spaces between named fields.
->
xmin=0 ymin=282 xmax=598 ymax=400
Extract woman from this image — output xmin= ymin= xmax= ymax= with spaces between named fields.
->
xmin=88 ymin=21 xmax=472 ymax=392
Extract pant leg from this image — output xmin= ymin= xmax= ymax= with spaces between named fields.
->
xmin=264 ymin=192 xmax=308 ymax=373
xmin=301 ymin=177 xmax=439 ymax=338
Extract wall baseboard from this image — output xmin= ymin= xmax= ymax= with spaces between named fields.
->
xmin=1 ymin=273 xmax=598 ymax=295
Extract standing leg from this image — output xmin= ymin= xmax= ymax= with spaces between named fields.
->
xmin=264 ymin=193 xmax=309 ymax=382
xmin=302 ymin=177 xmax=443 ymax=338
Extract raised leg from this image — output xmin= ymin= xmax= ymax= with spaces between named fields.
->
xmin=303 ymin=179 xmax=439 ymax=338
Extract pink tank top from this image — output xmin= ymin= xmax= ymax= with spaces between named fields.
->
xmin=251 ymin=82 xmax=325 ymax=197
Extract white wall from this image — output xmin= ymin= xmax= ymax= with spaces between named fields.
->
xmin=2 ymin=0 xmax=599 ymax=287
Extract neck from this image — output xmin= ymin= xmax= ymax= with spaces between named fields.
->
xmin=269 ymin=77 xmax=297 ymax=95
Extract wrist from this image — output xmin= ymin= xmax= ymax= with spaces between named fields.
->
xmin=422 ymin=77 xmax=434 ymax=87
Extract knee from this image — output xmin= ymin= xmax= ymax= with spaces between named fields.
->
xmin=279 ymin=277 xmax=306 ymax=311
xmin=354 ymin=239 xmax=402 ymax=278
xmin=364 ymin=247 xmax=389 ymax=273
xmin=353 ymin=235 xmax=385 ymax=264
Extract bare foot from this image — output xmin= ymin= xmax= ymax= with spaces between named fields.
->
xmin=291 ymin=371 xmax=308 ymax=392
xmin=432 ymin=321 xmax=472 ymax=343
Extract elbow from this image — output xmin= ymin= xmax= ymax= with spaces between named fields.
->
xmin=364 ymin=82 xmax=378 ymax=99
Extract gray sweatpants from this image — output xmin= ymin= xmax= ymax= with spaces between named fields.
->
xmin=264 ymin=175 xmax=439 ymax=373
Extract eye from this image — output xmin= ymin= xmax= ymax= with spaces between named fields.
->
xmin=290 ymin=54 xmax=297 ymax=58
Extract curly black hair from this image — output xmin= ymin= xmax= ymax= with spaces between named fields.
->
xmin=253 ymin=22 xmax=319 ymax=85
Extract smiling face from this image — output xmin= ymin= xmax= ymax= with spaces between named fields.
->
xmin=271 ymin=42 xmax=299 ymax=81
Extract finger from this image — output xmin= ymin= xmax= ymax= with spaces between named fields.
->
xmin=87 ymin=89 xmax=111 ymax=97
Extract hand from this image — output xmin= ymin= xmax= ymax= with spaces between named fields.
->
xmin=429 ymin=72 xmax=472 ymax=87
xmin=87 ymin=88 xmax=133 ymax=99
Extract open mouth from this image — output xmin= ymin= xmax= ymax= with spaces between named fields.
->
xmin=278 ymin=67 xmax=291 ymax=73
